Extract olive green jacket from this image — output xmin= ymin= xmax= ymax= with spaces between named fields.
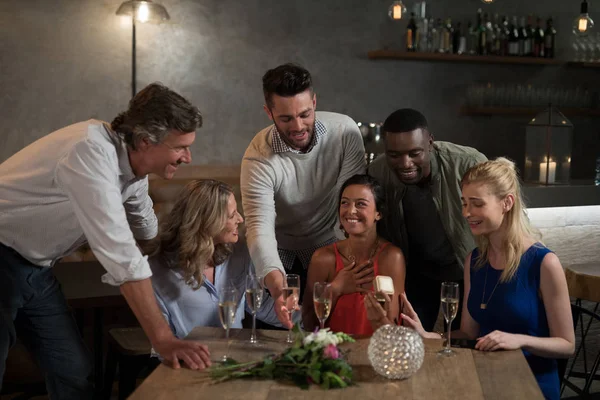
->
xmin=368 ymin=141 xmax=487 ymax=281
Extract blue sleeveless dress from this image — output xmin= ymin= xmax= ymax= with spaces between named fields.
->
xmin=467 ymin=244 xmax=559 ymax=400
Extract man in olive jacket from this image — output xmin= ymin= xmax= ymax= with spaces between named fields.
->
xmin=368 ymin=108 xmax=487 ymax=331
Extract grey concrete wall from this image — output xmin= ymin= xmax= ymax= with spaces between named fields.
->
xmin=1 ymin=0 xmax=599 ymax=178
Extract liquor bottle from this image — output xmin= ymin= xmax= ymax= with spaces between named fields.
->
xmin=499 ymin=16 xmax=510 ymax=56
xmin=477 ymin=9 xmax=487 ymax=55
xmin=533 ymin=17 xmax=545 ymax=57
xmin=441 ymin=18 xmax=453 ymax=53
xmin=508 ymin=16 xmax=520 ymax=56
xmin=522 ymin=16 xmax=533 ymax=56
xmin=517 ymin=16 xmax=526 ymax=56
xmin=467 ymin=21 xmax=477 ymax=55
xmin=432 ymin=18 xmax=443 ymax=52
xmin=426 ymin=17 xmax=436 ymax=52
xmin=492 ymin=14 xmax=502 ymax=55
xmin=407 ymin=12 xmax=418 ymax=52
xmin=527 ymin=15 xmax=536 ymax=56
xmin=484 ymin=13 xmax=495 ymax=55
xmin=454 ymin=22 xmax=467 ymax=54
xmin=418 ymin=16 xmax=429 ymax=53
xmin=544 ymin=18 xmax=556 ymax=58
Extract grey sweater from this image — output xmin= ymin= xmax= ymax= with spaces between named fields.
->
xmin=241 ymin=111 xmax=366 ymax=280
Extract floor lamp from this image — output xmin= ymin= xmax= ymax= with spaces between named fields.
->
xmin=116 ymin=1 xmax=170 ymax=98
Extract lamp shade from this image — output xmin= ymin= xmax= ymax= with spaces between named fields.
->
xmin=116 ymin=1 xmax=170 ymax=24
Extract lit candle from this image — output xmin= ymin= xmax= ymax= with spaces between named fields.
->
xmin=539 ymin=161 xmax=556 ymax=184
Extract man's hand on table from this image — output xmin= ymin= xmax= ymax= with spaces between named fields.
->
xmin=155 ymin=337 xmax=212 ymax=370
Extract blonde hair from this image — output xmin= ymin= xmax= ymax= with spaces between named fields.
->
xmin=461 ymin=157 xmax=541 ymax=282
xmin=152 ymin=179 xmax=234 ymax=289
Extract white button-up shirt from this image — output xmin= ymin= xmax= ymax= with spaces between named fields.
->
xmin=0 ymin=119 xmax=158 ymax=285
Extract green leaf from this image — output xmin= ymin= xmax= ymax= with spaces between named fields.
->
xmin=308 ymin=369 xmax=321 ymax=384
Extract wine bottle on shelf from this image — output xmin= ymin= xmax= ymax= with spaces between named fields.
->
xmin=544 ymin=18 xmax=556 ymax=58
xmin=454 ymin=22 xmax=466 ymax=54
xmin=432 ymin=18 xmax=443 ymax=53
xmin=484 ymin=13 xmax=495 ymax=55
xmin=406 ymin=12 xmax=418 ymax=52
xmin=492 ymin=14 xmax=502 ymax=55
xmin=508 ymin=16 xmax=520 ymax=56
xmin=426 ymin=17 xmax=435 ymax=52
xmin=521 ymin=16 xmax=532 ymax=56
xmin=533 ymin=17 xmax=545 ymax=57
xmin=499 ymin=16 xmax=509 ymax=56
xmin=517 ymin=16 xmax=526 ymax=56
xmin=526 ymin=15 xmax=535 ymax=56
xmin=477 ymin=9 xmax=487 ymax=55
xmin=441 ymin=18 xmax=453 ymax=53
xmin=467 ymin=21 xmax=477 ymax=55
xmin=417 ymin=16 xmax=429 ymax=53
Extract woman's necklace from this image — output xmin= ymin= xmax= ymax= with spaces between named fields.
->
xmin=347 ymin=237 xmax=380 ymax=264
xmin=480 ymin=264 xmax=501 ymax=310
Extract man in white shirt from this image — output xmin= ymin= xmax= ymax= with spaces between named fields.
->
xmin=241 ymin=64 xmax=366 ymax=328
xmin=0 ymin=83 xmax=211 ymax=398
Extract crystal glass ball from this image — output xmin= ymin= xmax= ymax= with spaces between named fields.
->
xmin=368 ymin=325 xmax=425 ymax=379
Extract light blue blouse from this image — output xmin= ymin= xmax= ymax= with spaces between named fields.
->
xmin=150 ymin=240 xmax=299 ymax=339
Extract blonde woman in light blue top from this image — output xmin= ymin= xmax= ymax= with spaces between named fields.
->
xmin=149 ymin=180 xmax=294 ymax=347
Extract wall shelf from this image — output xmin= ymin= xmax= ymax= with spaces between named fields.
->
xmin=566 ymin=61 xmax=600 ymax=68
xmin=460 ymin=106 xmax=600 ymax=117
xmin=367 ymin=50 xmax=563 ymax=65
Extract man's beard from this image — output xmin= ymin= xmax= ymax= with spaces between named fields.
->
xmin=274 ymin=121 xmax=316 ymax=152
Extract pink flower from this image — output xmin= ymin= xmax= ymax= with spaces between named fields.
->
xmin=323 ymin=344 xmax=340 ymax=359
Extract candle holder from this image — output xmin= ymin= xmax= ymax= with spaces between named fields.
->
xmin=524 ymin=104 xmax=573 ymax=186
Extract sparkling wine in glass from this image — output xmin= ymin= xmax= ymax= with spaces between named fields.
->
xmin=438 ymin=281 xmax=460 ymax=357
xmin=283 ymin=274 xmax=300 ymax=344
xmin=245 ymin=274 xmax=264 ymax=344
xmin=218 ymin=286 xmax=238 ymax=362
xmin=313 ymin=282 xmax=332 ymax=330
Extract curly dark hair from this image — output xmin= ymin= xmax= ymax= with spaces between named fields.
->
xmin=262 ymin=63 xmax=313 ymax=108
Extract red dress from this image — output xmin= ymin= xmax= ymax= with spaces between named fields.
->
xmin=327 ymin=242 xmax=389 ymax=336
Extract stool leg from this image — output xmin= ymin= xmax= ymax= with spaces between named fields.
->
xmin=118 ymin=355 xmax=143 ymax=400
xmin=102 ymin=344 xmax=118 ymax=400
xmin=583 ymin=351 xmax=600 ymax=394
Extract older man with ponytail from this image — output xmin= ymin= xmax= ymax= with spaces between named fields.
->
xmin=402 ymin=157 xmax=575 ymax=400
xmin=0 ymin=83 xmax=210 ymax=399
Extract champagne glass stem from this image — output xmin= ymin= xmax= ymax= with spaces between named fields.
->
xmin=446 ymin=318 xmax=452 ymax=352
xmin=250 ymin=313 xmax=257 ymax=344
xmin=319 ymin=319 xmax=324 ymax=330
xmin=223 ymin=325 xmax=230 ymax=362
xmin=286 ymin=311 xmax=293 ymax=343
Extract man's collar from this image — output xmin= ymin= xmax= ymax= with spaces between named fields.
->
xmin=103 ymin=123 xmax=138 ymax=182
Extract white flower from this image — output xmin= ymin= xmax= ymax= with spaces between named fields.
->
xmin=303 ymin=328 xmax=341 ymax=348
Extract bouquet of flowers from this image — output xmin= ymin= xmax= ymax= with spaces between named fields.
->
xmin=209 ymin=325 xmax=355 ymax=390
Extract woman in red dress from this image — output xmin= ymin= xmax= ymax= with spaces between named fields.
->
xmin=302 ymin=174 xmax=405 ymax=335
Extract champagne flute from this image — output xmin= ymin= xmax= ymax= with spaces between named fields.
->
xmin=218 ymin=286 xmax=238 ymax=362
xmin=313 ymin=282 xmax=333 ymax=330
xmin=245 ymin=274 xmax=264 ymax=344
xmin=283 ymin=274 xmax=300 ymax=344
xmin=438 ymin=281 xmax=460 ymax=357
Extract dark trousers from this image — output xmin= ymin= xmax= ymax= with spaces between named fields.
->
xmin=404 ymin=271 xmax=464 ymax=332
xmin=0 ymin=243 xmax=93 ymax=399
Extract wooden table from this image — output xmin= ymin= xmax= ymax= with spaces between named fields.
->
xmin=53 ymin=261 xmax=126 ymax=395
xmin=565 ymin=262 xmax=600 ymax=303
xmin=129 ymin=327 xmax=544 ymax=400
